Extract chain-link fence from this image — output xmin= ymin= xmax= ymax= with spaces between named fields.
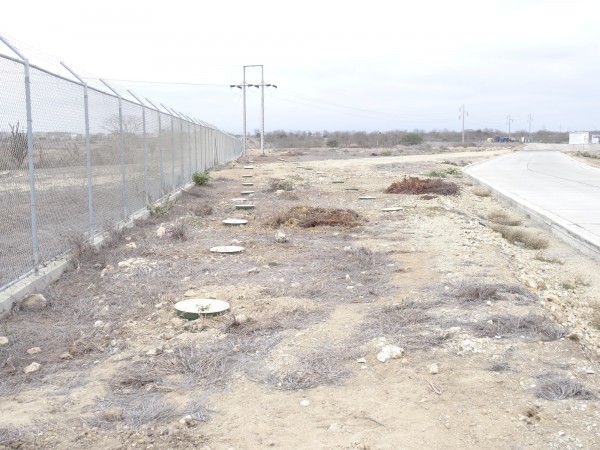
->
xmin=0 ymin=47 xmax=243 ymax=292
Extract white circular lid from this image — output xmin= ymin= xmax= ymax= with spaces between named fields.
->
xmin=175 ymin=299 xmax=230 ymax=315
xmin=210 ymin=245 xmax=245 ymax=253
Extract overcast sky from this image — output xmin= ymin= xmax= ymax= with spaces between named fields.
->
xmin=1 ymin=0 xmax=599 ymax=135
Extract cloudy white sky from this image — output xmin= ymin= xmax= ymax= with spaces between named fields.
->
xmin=1 ymin=0 xmax=599 ymax=135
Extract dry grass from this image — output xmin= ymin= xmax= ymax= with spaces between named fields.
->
xmin=472 ymin=187 xmax=491 ymax=197
xmin=448 ymin=280 xmax=532 ymax=304
xmin=385 ymin=177 xmax=460 ymax=196
xmin=487 ymin=209 xmax=522 ymax=226
xmin=265 ymin=345 xmax=359 ymax=391
xmin=491 ymin=225 xmax=549 ymax=250
xmin=470 ymin=313 xmax=565 ymax=341
xmin=0 ymin=426 xmax=31 ymax=448
xmin=193 ymin=204 xmax=213 ymax=216
xmin=89 ymin=393 xmax=176 ymax=430
xmin=359 ymin=300 xmax=448 ymax=351
xmin=486 ymin=362 xmax=517 ymax=372
xmin=265 ymin=205 xmax=363 ymax=228
xmin=535 ymin=373 xmax=597 ymax=401
xmin=267 ymin=178 xmax=295 ymax=192
xmin=534 ymin=253 xmax=564 ymax=265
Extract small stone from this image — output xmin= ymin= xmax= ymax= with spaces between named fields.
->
xmin=343 ymin=246 xmax=353 ymax=252
xmin=184 ymin=289 xmax=200 ymax=298
xmin=27 ymin=347 xmax=41 ymax=355
xmin=460 ymin=340 xmax=477 ymax=353
xmin=300 ymin=399 xmax=310 ymax=407
xmin=23 ymin=362 xmax=41 ymax=374
xmin=247 ymin=267 xmax=260 ymax=274
xmin=356 ymin=357 xmax=366 ymax=364
xmin=94 ymin=320 xmax=104 ymax=328
xmin=60 ymin=351 xmax=73 ymax=360
xmin=376 ymin=345 xmax=404 ymax=363
xmin=156 ymin=226 xmax=166 ymax=238
xmin=171 ymin=317 xmax=184 ymax=327
xmin=291 ymin=282 xmax=300 ymax=288
xmin=0 ymin=336 xmax=8 ymax=346
xmin=126 ymin=242 xmax=137 ymax=249
xmin=234 ymin=314 xmax=249 ymax=324
xmin=275 ymin=230 xmax=288 ymax=243
xmin=428 ymin=363 xmax=439 ymax=374
xmin=20 ymin=293 xmax=48 ymax=311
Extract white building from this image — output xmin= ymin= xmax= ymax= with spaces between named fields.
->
xmin=569 ymin=132 xmax=590 ymax=144
xmin=570 ymin=132 xmax=600 ymax=144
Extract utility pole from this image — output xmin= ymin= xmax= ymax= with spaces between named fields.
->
xmin=507 ymin=114 xmax=513 ymax=141
xmin=527 ymin=114 xmax=533 ymax=142
xmin=230 ymin=65 xmax=276 ymax=157
xmin=459 ymin=105 xmax=468 ymax=143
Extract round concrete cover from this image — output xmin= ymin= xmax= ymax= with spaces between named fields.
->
xmin=210 ymin=245 xmax=245 ymax=253
xmin=223 ymin=219 xmax=248 ymax=225
xmin=175 ymin=299 xmax=230 ymax=316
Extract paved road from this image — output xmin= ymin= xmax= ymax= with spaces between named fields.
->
xmin=465 ymin=150 xmax=600 ymax=258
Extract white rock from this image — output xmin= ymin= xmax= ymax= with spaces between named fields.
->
xmin=94 ymin=320 xmax=104 ymax=328
xmin=126 ymin=242 xmax=137 ymax=249
xmin=291 ymin=282 xmax=300 ymax=288
xmin=428 ymin=363 xmax=439 ymax=374
xmin=373 ymin=337 xmax=389 ymax=349
xmin=300 ymin=399 xmax=310 ymax=407
xmin=23 ymin=362 xmax=41 ymax=374
xmin=234 ymin=314 xmax=249 ymax=324
xmin=60 ymin=351 xmax=73 ymax=360
xmin=460 ymin=339 xmax=477 ymax=353
xmin=356 ymin=357 xmax=367 ymax=364
xmin=26 ymin=347 xmax=41 ymax=355
xmin=377 ymin=345 xmax=404 ymax=363
xmin=275 ymin=230 xmax=288 ymax=243
xmin=156 ymin=226 xmax=166 ymax=238
xmin=20 ymin=293 xmax=48 ymax=311
xmin=0 ymin=336 xmax=8 ymax=346
xmin=247 ymin=267 xmax=260 ymax=274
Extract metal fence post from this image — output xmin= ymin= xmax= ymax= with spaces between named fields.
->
xmin=0 ymin=36 xmax=41 ymax=270
xmin=127 ymin=91 xmax=148 ymax=205
xmin=161 ymin=104 xmax=175 ymax=192
xmin=61 ymin=62 xmax=94 ymax=240
xmin=145 ymin=98 xmax=164 ymax=195
xmin=100 ymin=79 xmax=128 ymax=219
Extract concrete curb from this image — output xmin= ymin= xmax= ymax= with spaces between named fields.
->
xmin=0 ymin=184 xmax=193 ymax=318
xmin=463 ymin=167 xmax=600 ymax=262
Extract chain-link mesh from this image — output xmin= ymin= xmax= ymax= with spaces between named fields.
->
xmin=0 ymin=53 xmax=242 ymax=292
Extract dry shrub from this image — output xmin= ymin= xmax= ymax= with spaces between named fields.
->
xmin=268 ymin=178 xmax=294 ymax=192
xmin=535 ymin=373 xmax=597 ymax=400
xmin=171 ymin=221 xmax=187 ymax=240
xmin=193 ymin=204 xmax=213 ymax=216
xmin=492 ymin=225 xmax=549 ymax=249
xmin=363 ymin=301 xmax=433 ymax=337
xmin=486 ymin=362 xmax=517 ymax=372
xmin=472 ymin=187 xmax=491 ymax=197
xmin=471 ymin=313 xmax=565 ymax=341
xmin=265 ymin=206 xmax=362 ymax=228
xmin=487 ymin=209 xmax=521 ymax=226
xmin=449 ymin=280 xmax=532 ymax=303
xmin=385 ymin=177 xmax=459 ymax=196
xmin=266 ymin=346 xmax=359 ymax=390
xmin=89 ymin=393 xmax=176 ymax=430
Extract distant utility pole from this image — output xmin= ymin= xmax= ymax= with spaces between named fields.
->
xmin=527 ymin=114 xmax=533 ymax=142
xmin=230 ymin=65 xmax=277 ymax=156
xmin=507 ymin=114 xmax=513 ymax=141
xmin=459 ymin=105 xmax=468 ymax=143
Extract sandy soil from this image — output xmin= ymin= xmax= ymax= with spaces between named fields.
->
xmin=2 ymin=146 xmax=600 ymax=450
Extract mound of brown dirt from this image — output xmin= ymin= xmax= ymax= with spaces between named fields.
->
xmin=266 ymin=206 xmax=363 ymax=228
xmin=385 ymin=176 xmax=460 ymax=195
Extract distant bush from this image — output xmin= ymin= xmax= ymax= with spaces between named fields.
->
xmin=326 ymin=139 xmax=339 ymax=148
xmin=400 ymin=133 xmax=423 ymax=146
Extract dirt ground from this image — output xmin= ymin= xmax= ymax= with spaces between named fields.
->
xmin=2 ymin=145 xmax=600 ymax=450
